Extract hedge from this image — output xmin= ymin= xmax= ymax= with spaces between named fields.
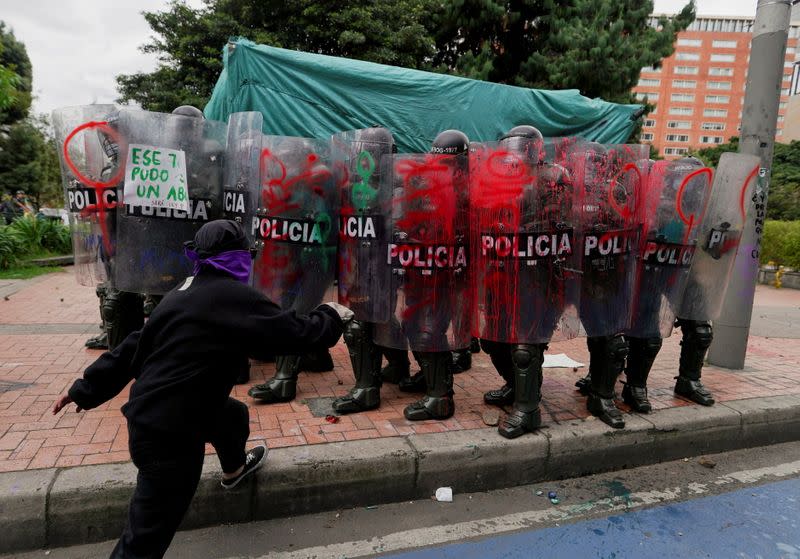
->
xmin=761 ymin=220 xmax=800 ymax=269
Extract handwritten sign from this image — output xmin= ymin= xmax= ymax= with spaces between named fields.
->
xmin=123 ymin=144 xmax=189 ymax=211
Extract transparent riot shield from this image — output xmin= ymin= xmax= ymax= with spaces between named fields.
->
xmin=627 ymin=158 xmax=713 ymax=338
xmin=223 ymin=112 xmax=263 ymax=244
xmin=52 ymin=105 xmax=121 ymax=286
xmin=373 ymin=152 xmax=472 ymax=351
xmin=678 ymin=152 xmax=761 ymax=321
xmin=251 ymin=136 xmax=338 ymax=314
xmin=331 ymin=128 xmax=394 ymax=323
xmin=471 ymin=142 xmax=580 ymax=344
xmin=571 ymin=143 xmax=643 ymax=337
xmin=114 ymin=109 xmax=228 ymax=294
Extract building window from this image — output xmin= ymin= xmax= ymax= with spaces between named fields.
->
xmin=675 ymin=66 xmax=699 ymax=75
xmin=635 ymin=92 xmax=659 ymax=101
xmin=641 ymin=133 xmax=654 ymax=141
xmin=779 ymin=102 xmax=787 ymax=110
xmin=712 ymin=40 xmax=737 ymax=48
xmin=664 ymin=147 xmax=689 ymax=155
xmin=701 ymin=122 xmax=725 ymax=131
xmin=641 ymin=65 xmax=661 ymax=73
xmin=670 ymin=107 xmax=694 ymax=115
xmin=700 ymin=136 xmax=724 ymax=144
xmin=705 ymin=95 xmax=730 ymax=104
xmin=710 ymin=54 xmax=735 ymax=62
xmin=703 ymin=108 xmax=728 ymax=117
xmin=643 ymin=119 xmax=656 ymax=127
xmin=778 ymin=115 xmax=785 ymax=122
xmin=667 ymin=121 xmax=691 ymax=129
xmin=709 ymin=67 xmax=734 ymax=76
xmin=676 ymin=52 xmax=701 ymax=61
xmin=787 ymin=46 xmax=796 ymax=55
xmin=678 ymin=38 xmax=702 ymax=47
xmin=707 ymin=81 xmax=731 ymax=90
xmin=671 ymin=93 xmax=695 ymax=102
xmin=665 ymin=134 xmax=690 ymax=142
xmin=638 ymin=78 xmax=660 ymax=87
xmin=782 ymin=87 xmax=790 ymax=96
xmin=673 ymin=80 xmax=697 ymax=88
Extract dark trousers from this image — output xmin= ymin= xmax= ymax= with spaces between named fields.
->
xmin=111 ymin=398 xmax=250 ymax=559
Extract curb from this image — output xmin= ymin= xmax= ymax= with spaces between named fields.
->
xmin=2 ymin=394 xmax=800 ymax=553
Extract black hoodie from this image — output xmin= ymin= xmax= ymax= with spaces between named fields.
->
xmin=68 ymin=268 xmax=343 ymax=437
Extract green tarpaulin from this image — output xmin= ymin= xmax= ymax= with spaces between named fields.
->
xmin=205 ymin=38 xmax=642 ymax=153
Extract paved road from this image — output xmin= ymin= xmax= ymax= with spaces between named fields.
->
xmin=7 ymin=441 xmax=800 ymax=559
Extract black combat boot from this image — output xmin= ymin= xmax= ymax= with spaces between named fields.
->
xmin=575 ymin=341 xmax=593 ymax=395
xmin=498 ymin=344 xmax=544 ymax=439
xmin=332 ymin=321 xmax=382 ymax=414
xmin=586 ymin=335 xmax=627 ymax=429
xmin=380 ymin=346 xmax=411 ymax=384
xmin=404 ymin=351 xmax=455 ymax=420
xmin=299 ymin=349 xmax=335 ymax=372
xmin=674 ymin=319 xmax=715 ymax=406
xmin=86 ymin=284 xmax=109 ymax=349
xmin=450 ymin=349 xmax=472 ymax=373
xmin=103 ymin=289 xmax=144 ymax=351
xmin=481 ymin=340 xmax=515 ymax=406
xmin=248 ymin=355 xmax=301 ymax=403
xmin=622 ymin=336 xmax=663 ymax=413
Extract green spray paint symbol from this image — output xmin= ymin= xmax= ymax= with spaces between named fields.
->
xmin=351 ymin=150 xmax=377 ymax=211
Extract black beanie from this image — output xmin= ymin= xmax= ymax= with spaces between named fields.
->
xmin=187 ymin=220 xmax=248 ymax=258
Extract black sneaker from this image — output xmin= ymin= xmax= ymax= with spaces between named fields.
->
xmin=220 ymin=445 xmax=268 ymax=489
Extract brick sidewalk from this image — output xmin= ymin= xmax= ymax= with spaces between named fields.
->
xmin=1 ymin=269 xmax=799 ymax=473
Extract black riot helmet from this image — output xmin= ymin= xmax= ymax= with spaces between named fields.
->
xmin=430 ymin=129 xmax=470 ymax=156
xmin=355 ymin=126 xmax=396 ymax=153
xmin=499 ymin=125 xmax=544 ymax=164
xmin=172 ymin=105 xmax=205 ymax=119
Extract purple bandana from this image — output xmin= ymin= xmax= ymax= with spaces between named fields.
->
xmin=185 ymin=248 xmax=252 ymax=284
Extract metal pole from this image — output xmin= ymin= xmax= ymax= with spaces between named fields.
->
xmin=708 ymin=0 xmax=793 ymax=369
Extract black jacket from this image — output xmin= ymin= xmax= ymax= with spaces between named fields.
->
xmin=68 ymin=269 xmax=343 ymax=436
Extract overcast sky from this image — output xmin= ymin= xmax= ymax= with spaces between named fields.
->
xmin=1 ymin=0 xmax=761 ymax=117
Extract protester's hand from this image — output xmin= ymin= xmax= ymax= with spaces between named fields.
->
xmin=323 ymin=301 xmax=354 ymax=323
xmin=52 ymin=393 xmax=81 ymax=415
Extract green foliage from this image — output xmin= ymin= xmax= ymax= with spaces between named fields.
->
xmin=430 ymin=0 xmax=695 ymax=103
xmin=0 ymin=21 xmax=32 ymax=126
xmin=695 ymin=137 xmax=800 ymax=221
xmin=117 ymin=0 xmax=438 ymax=112
xmin=0 ymin=115 xmax=62 ymax=207
xmin=7 ymin=214 xmax=70 ymax=254
xmin=0 ymin=224 xmax=21 ymax=269
xmin=761 ymin=220 xmax=800 ymax=269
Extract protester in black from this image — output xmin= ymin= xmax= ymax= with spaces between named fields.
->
xmin=52 ymin=220 xmax=348 ymax=559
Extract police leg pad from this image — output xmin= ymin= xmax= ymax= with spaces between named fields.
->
xmin=248 ymin=355 xmax=301 ymax=403
xmin=333 ymin=321 xmax=382 ymax=414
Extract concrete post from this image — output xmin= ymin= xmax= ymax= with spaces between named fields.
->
xmin=708 ymin=0 xmax=793 ymax=369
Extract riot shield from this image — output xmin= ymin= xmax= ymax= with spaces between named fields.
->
xmin=373 ymin=152 xmax=471 ymax=351
xmin=571 ymin=143 xmax=643 ymax=337
xmin=471 ymin=142 xmax=580 ymax=344
xmin=114 ymin=109 xmax=227 ymax=294
xmin=223 ymin=112 xmax=263 ymax=244
xmin=331 ymin=128 xmax=394 ymax=322
xmin=678 ymin=152 xmax=760 ymax=321
xmin=52 ymin=105 xmax=121 ymax=286
xmin=627 ymin=158 xmax=713 ymax=338
xmin=251 ymin=136 xmax=338 ymax=314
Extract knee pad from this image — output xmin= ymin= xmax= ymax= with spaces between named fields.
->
xmin=343 ymin=320 xmax=371 ymax=346
xmin=691 ymin=323 xmax=713 ymax=349
xmin=608 ymin=335 xmax=629 ymax=361
xmin=511 ymin=345 xmax=534 ymax=369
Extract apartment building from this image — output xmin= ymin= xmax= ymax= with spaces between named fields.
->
xmin=633 ymin=15 xmax=800 ymax=159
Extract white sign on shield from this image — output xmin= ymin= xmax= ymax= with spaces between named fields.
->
xmin=123 ymin=144 xmax=189 ymax=211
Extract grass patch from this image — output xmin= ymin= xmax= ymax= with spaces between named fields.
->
xmin=0 ymin=265 xmax=64 ymax=280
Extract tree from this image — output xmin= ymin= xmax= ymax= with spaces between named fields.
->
xmin=430 ymin=0 xmax=695 ymax=103
xmin=0 ymin=116 xmax=62 ymax=207
xmin=0 ymin=21 xmax=32 ymax=127
xmin=694 ymin=137 xmax=800 ymax=221
xmin=117 ymin=0 xmax=438 ymax=112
